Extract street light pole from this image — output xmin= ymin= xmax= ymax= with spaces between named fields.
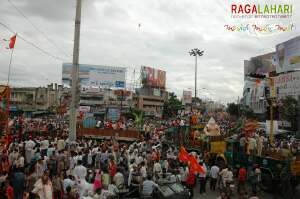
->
xmin=195 ymin=55 xmax=197 ymax=99
xmin=189 ymin=48 xmax=204 ymax=101
xmin=188 ymin=48 xmax=204 ymax=138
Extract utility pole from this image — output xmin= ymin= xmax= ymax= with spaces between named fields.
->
xmin=69 ymin=0 xmax=82 ymax=142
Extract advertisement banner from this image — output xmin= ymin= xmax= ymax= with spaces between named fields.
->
xmin=276 ymin=36 xmax=300 ymax=73
xmin=79 ymin=106 xmax=90 ymax=113
xmin=244 ymin=52 xmax=276 ymax=77
xmin=182 ymin=90 xmax=192 ymax=104
xmin=153 ymin=88 xmax=161 ymax=97
xmin=141 ymin=66 xmax=166 ymax=88
xmin=113 ymin=90 xmax=131 ymax=96
xmin=274 ymin=71 xmax=300 ymax=98
xmin=107 ymin=108 xmax=120 ymax=122
xmin=62 ymin=63 xmax=126 ymax=89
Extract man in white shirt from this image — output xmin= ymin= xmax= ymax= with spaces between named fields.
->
xmin=57 ymin=138 xmax=65 ymax=151
xmin=179 ymin=166 xmax=189 ymax=183
xmin=40 ymin=138 xmax=49 ymax=157
xmin=73 ymin=160 xmax=87 ymax=181
xmin=153 ymin=160 xmax=162 ymax=175
xmin=113 ymin=169 xmax=125 ymax=189
xmin=140 ymin=161 xmax=147 ymax=179
xmin=63 ymin=175 xmax=75 ymax=192
xmin=16 ymin=154 xmax=25 ymax=169
xmin=209 ymin=164 xmax=220 ymax=191
xmin=219 ymin=167 xmax=230 ymax=188
xmin=25 ymin=138 xmax=35 ymax=163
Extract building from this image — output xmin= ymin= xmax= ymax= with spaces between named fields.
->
xmin=77 ymin=88 xmax=134 ymax=120
xmin=135 ymin=87 xmax=168 ymax=118
xmin=242 ymin=52 xmax=276 ymax=115
xmin=242 ymin=79 xmax=268 ymax=114
xmin=10 ymin=83 xmax=63 ymax=116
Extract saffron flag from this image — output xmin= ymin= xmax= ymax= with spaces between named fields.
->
xmin=188 ymin=155 xmax=205 ymax=174
xmin=178 ymin=146 xmax=189 ymax=162
xmin=255 ymin=79 xmax=261 ymax=87
xmin=9 ymin=34 xmax=16 ymax=49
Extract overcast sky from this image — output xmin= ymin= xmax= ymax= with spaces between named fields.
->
xmin=0 ymin=0 xmax=299 ymax=103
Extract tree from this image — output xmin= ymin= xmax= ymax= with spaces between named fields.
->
xmin=278 ymin=96 xmax=298 ymax=130
xmin=162 ymin=92 xmax=182 ymax=119
xmin=226 ymin=103 xmax=239 ymax=116
xmin=240 ymin=105 xmax=254 ymax=118
xmin=132 ymin=109 xmax=144 ymax=131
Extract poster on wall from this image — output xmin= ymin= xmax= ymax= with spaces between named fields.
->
xmin=276 ymin=36 xmax=300 ymax=73
xmin=141 ymin=66 xmax=166 ymax=88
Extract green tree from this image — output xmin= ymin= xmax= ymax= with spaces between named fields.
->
xmin=162 ymin=92 xmax=182 ymax=119
xmin=240 ymin=105 xmax=254 ymax=118
xmin=278 ymin=96 xmax=298 ymax=130
xmin=226 ymin=103 xmax=239 ymax=116
xmin=130 ymin=108 xmax=144 ymax=130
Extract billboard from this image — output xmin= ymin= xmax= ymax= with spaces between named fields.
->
xmin=244 ymin=52 xmax=276 ymax=78
xmin=182 ymin=90 xmax=192 ymax=104
xmin=276 ymin=36 xmax=300 ymax=73
xmin=107 ymin=108 xmax=120 ymax=122
xmin=141 ymin=66 xmax=166 ymax=88
xmin=275 ymin=71 xmax=300 ymax=98
xmin=62 ymin=63 xmax=126 ymax=88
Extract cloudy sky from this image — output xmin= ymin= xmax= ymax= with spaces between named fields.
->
xmin=0 ymin=0 xmax=299 ymax=103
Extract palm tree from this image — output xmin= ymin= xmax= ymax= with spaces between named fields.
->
xmin=133 ymin=110 xmax=144 ymax=131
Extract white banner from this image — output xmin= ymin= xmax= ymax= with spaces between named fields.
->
xmin=79 ymin=106 xmax=90 ymax=113
xmin=89 ymin=66 xmax=126 ymax=88
xmin=275 ymin=71 xmax=300 ymax=98
xmin=62 ymin=63 xmax=126 ymax=88
xmin=182 ymin=90 xmax=192 ymax=104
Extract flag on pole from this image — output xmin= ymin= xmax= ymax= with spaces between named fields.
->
xmin=2 ymin=34 xmax=17 ymax=49
xmin=178 ymin=146 xmax=189 ymax=162
xmin=9 ymin=34 xmax=16 ymax=49
xmin=188 ymin=154 xmax=205 ymax=174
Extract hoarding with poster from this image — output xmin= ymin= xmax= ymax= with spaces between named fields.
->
xmin=182 ymin=90 xmax=192 ymax=104
xmin=275 ymin=70 xmax=300 ymax=99
xmin=62 ymin=63 xmax=126 ymax=89
xmin=244 ymin=52 xmax=276 ymax=78
xmin=141 ymin=66 xmax=166 ymax=88
xmin=276 ymin=36 xmax=300 ymax=73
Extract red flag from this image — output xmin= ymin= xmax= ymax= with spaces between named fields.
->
xmin=178 ymin=146 xmax=189 ymax=162
xmin=188 ymin=155 xmax=205 ymax=174
xmin=9 ymin=34 xmax=17 ymax=49
xmin=255 ymin=79 xmax=261 ymax=87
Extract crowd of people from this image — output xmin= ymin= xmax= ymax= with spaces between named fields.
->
xmin=0 ymin=114 xmax=298 ymax=199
